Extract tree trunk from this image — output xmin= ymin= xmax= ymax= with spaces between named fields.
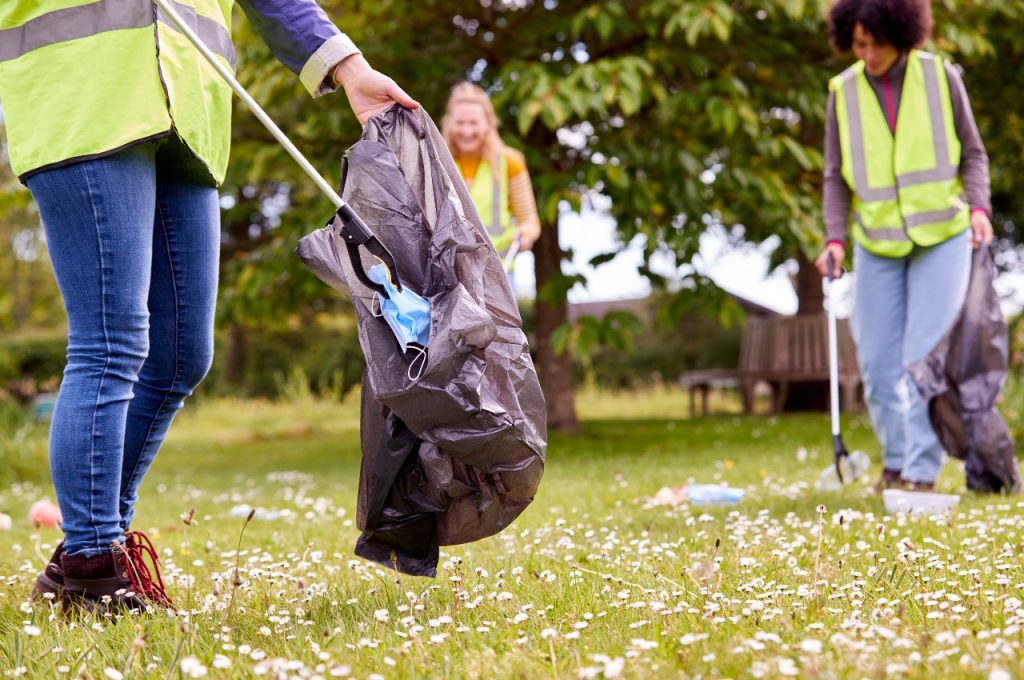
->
xmin=784 ymin=250 xmax=828 ymax=411
xmin=533 ymin=216 xmax=579 ymax=433
xmin=795 ymin=249 xmax=824 ymax=315
xmin=226 ymin=322 xmax=248 ymax=388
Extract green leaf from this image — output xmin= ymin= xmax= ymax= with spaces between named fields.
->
xmin=780 ymin=135 xmax=815 ymax=171
xmin=517 ymin=99 xmax=544 ymax=136
xmin=596 ymin=12 xmax=614 ymax=40
xmin=540 ymin=94 xmax=570 ymax=129
xmin=708 ymin=13 xmax=731 ymax=43
xmin=784 ymin=0 xmax=807 ymax=19
xmin=721 ymin=105 xmax=739 ymax=137
xmin=685 ymin=15 xmax=707 ymax=46
xmin=550 ymin=323 xmax=572 ymax=356
xmin=588 ymin=251 xmax=619 ymax=267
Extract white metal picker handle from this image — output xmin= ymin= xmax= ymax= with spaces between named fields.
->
xmin=825 ymin=255 xmax=841 ymax=438
xmin=827 ymin=286 xmax=841 ymax=436
xmin=152 ymin=0 xmax=345 ymax=210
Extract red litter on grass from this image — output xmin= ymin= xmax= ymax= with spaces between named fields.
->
xmin=29 ymin=499 xmax=61 ymax=528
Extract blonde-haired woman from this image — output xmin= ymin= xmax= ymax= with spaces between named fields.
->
xmin=442 ymin=83 xmax=542 ymax=254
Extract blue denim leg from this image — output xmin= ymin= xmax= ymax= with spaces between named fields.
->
xmin=27 ymin=144 xmax=159 ymax=557
xmin=853 ymin=230 xmax=972 ymax=484
xmin=901 ymin=229 xmax=971 ymax=484
xmin=119 ymin=139 xmax=219 ymax=531
xmin=852 ymin=244 xmax=909 ymax=473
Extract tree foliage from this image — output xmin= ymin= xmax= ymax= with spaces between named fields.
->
xmin=0 ymin=126 xmax=62 ymax=333
xmin=3 ymin=1 xmax=1022 ymax=421
xmin=216 ymin=0 xmax=1023 ymax=425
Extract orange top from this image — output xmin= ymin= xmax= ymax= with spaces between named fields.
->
xmin=457 ymin=149 xmax=528 ymax=184
xmin=455 ymin=147 xmax=539 ymax=228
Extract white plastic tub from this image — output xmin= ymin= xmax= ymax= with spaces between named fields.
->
xmin=882 ymin=489 xmax=960 ymax=516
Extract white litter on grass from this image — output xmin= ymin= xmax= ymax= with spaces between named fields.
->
xmin=815 ymin=450 xmax=871 ymax=491
xmin=882 ymin=489 xmax=960 ymax=516
xmin=651 ymin=485 xmax=688 ymax=506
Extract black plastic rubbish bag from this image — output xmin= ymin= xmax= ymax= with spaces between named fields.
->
xmin=296 ymin=105 xmax=547 ymax=576
xmin=907 ymin=248 xmax=1020 ymax=494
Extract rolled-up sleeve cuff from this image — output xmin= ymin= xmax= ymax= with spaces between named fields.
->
xmin=299 ymin=33 xmax=361 ymax=98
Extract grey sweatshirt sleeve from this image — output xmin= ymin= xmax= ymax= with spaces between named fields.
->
xmin=946 ymin=63 xmax=991 ymax=214
xmin=823 ymin=90 xmax=852 ymax=243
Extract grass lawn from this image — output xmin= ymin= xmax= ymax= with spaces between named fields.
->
xmin=1 ymin=387 xmax=1022 ymax=679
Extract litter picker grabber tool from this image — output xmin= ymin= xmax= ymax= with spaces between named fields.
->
xmin=502 ymin=236 xmax=521 ymax=273
xmin=153 ymin=0 xmax=401 ymax=298
xmin=826 ymin=251 xmax=851 ymax=483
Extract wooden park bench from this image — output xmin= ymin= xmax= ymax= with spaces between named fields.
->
xmin=679 ymin=368 xmax=744 ymax=418
xmin=680 ymin=314 xmax=862 ymax=416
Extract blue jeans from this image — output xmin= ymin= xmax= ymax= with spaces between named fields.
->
xmin=26 ymin=137 xmax=219 ymax=557
xmin=851 ymin=229 xmax=971 ymax=484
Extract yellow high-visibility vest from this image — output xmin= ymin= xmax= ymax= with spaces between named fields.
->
xmin=466 ymin=154 xmax=516 ymax=251
xmin=0 ymin=0 xmax=235 ymax=183
xmin=830 ymin=50 xmax=969 ymax=258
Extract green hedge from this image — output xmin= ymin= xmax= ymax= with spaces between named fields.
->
xmin=0 ymin=398 xmax=49 ymax=486
xmin=0 ymin=331 xmax=66 ymax=403
xmin=573 ymin=314 xmax=743 ymax=389
xmin=0 ymin=324 xmax=365 ymax=402
xmin=0 ymin=331 xmax=66 ymax=387
xmin=199 ymin=324 xmax=364 ymax=400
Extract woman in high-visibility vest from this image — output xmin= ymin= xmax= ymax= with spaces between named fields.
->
xmin=815 ymin=0 xmax=993 ymax=493
xmin=441 ymin=83 xmax=542 ymax=263
xmin=0 ymin=0 xmax=417 ymax=612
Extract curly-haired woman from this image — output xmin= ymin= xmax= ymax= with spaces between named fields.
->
xmin=815 ymin=0 xmax=993 ymax=492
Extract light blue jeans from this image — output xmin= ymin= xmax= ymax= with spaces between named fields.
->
xmin=851 ymin=229 xmax=971 ymax=484
xmin=26 ymin=137 xmax=219 ymax=557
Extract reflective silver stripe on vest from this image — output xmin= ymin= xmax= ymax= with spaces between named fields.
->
xmin=841 ymin=73 xmax=899 ymax=203
xmin=0 ymin=0 xmax=153 ymax=63
xmin=853 ymin=213 xmax=909 ymax=242
xmin=157 ymin=2 xmax=236 ymax=69
xmin=490 ymin=167 xmax=503 ymax=237
xmin=897 ymin=163 xmax=959 ymax=187
xmin=895 ymin=53 xmax=957 ymax=188
xmin=0 ymin=0 xmax=235 ymax=69
xmin=904 ymin=205 xmax=962 ymax=228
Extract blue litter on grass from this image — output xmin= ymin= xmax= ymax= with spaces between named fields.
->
xmin=687 ymin=485 xmax=745 ymax=506
xmin=32 ymin=393 xmax=56 ymax=423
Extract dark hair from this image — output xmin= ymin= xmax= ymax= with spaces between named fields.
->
xmin=828 ymin=0 xmax=933 ymax=52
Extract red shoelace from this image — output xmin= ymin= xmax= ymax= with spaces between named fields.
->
xmin=121 ymin=531 xmax=175 ymax=609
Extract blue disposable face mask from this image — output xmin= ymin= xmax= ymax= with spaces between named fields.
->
xmin=368 ymin=263 xmax=431 ymax=380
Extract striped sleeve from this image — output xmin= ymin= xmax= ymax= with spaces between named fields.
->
xmin=505 ymin=150 xmax=539 ymax=226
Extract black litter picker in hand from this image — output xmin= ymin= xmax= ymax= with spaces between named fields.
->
xmin=159 ymin=0 xmax=546 ymax=577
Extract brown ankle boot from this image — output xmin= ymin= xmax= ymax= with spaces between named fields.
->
xmin=33 ymin=542 xmax=65 ymax=602
xmin=60 ymin=550 xmax=149 ymax=614
xmin=873 ymin=468 xmax=903 ymax=493
xmin=59 ymin=532 xmax=174 ymax=614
